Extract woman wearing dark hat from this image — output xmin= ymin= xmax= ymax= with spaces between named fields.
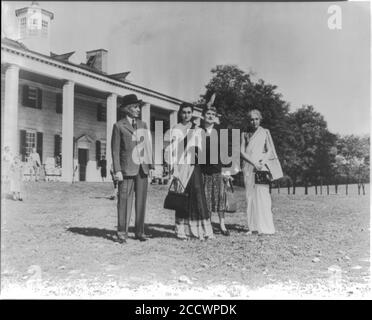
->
xmin=165 ymin=102 xmax=213 ymax=240
xmin=200 ymin=93 xmax=232 ymax=236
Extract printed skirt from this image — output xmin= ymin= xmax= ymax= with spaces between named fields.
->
xmin=202 ymin=172 xmax=226 ymax=214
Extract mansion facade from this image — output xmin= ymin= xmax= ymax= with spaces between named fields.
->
xmin=1 ymin=2 xmax=199 ymax=182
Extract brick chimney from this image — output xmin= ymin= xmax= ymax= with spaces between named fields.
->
xmin=86 ymin=49 xmax=108 ymax=73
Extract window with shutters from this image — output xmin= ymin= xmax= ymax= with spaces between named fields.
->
xmin=22 ymin=85 xmax=42 ymax=109
xmin=42 ymin=20 xmax=48 ymax=37
xmin=20 ymin=129 xmax=43 ymax=162
xmin=97 ymin=103 xmax=106 ymax=122
xmin=25 ymin=130 xmax=37 ymax=158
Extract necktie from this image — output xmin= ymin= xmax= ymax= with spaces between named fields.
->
xmin=132 ymin=119 xmax=137 ymax=129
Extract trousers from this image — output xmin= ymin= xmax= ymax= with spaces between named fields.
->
xmin=117 ymin=166 xmax=148 ymax=236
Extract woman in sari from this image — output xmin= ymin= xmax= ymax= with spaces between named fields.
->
xmin=240 ymin=109 xmax=283 ymax=235
xmin=167 ymin=102 xmax=214 ymax=240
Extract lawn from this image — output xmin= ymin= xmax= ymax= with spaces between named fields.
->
xmin=0 ymin=181 xmax=370 ymax=298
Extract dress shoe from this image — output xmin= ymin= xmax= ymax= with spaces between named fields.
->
xmin=135 ymin=235 xmax=148 ymax=242
xmin=116 ymin=233 xmax=127 ymax=244
xmin=221 ymin=229 xmax=230 ymax=236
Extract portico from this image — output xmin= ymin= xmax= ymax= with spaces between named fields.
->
xmin=2 ymin=40 xmax=183 ymax=182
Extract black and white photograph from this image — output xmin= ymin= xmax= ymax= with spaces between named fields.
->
xmin=0 ymin=1 xmax=370 ymax=299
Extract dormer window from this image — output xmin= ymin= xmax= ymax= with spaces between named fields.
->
xmin=42 ymin=20 xmax=48 ymax=36
xmin=20 ymin=17 xmax=27 ymax=37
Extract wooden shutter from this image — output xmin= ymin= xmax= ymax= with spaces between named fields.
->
xmin=37 ymin=132 xmax=43 ymax=163
xmin=97 ymin=104 xmax=101 ymax=121
xmin=96 ymin=140 xmax=101 ymax=162
xmin=54 ymin=135 xmax=61 ymax=157
xmin=37 ymin=88 xmax=42 ymax=109
xmin=103 ymin=104 xmax=106 ymax=121
xmin=56 ymin=93 xmax=62 ymax=114
xmin=97 ymin=103 xmax=106 ymax=121
xmin=19 ymin=130 xmax=27 ymax=161
xmin=117 ymin=108 xmax=121 ymax=121
xmin=22 ymin=85 xmax=29 ymax=106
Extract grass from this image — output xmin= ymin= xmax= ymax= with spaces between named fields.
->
xmin=0 ymin=181 xmax=370 ymax=298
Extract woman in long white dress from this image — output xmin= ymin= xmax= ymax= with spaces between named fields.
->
xmin=240 ymin=109 xmax=283 ymax=235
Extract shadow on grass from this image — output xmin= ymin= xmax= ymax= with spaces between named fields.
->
xmin=67 ymin=227 xmax=120 ymax=242
xmin=144 ymin=223 xmax=176 ymax=239
xmin=211 ymin=222 xmax=248 ymax=234
xmin=90 ymin=196 xmax=116 ymax=200
xmin=67 ymin=223 xmax=177 ymax=242
xmin=67 ymin=223 xmax=245 ymax=241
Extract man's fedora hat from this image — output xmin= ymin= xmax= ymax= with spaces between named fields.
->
xmin=120 ymin=94 xmax=145 ymax=109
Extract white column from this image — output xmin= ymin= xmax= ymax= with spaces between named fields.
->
xmin=170 ymin=110 xmax=178 ymax=129
xmin=3 ymin=64 xmax=20 ymax=155
xmin=61 ymin=81 xmax=75 ymax=182
xmin=106 ymin=93 xmax=117 ymax=174
xmin=141 ymin=102 xmax=151 ymax=128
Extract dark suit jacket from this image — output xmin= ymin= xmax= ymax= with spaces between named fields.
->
xmin=111 ymin=117 xmax=152 ymax=176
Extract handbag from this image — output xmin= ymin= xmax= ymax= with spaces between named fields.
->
xmin=254 ymin=165 xmax=273 ymax=185
xmin=224 ymin=179 xmax=237 ymax=213
xmin=163 ymin=177 xmax=189 ymax=212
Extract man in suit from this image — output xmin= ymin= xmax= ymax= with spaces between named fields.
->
xmin=111 ymin=94 xmax=153 ymax=243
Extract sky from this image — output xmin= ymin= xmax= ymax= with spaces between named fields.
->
xmin=2 ymin=1 xmax=370 ymax=135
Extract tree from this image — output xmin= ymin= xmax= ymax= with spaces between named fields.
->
xmin=200 ymin=65 xmax=293 ymax=185
xmin=334 ymin=135 xmax=370 ymax=194
xmin=287 ymin=105 xmax=336 ymax=194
